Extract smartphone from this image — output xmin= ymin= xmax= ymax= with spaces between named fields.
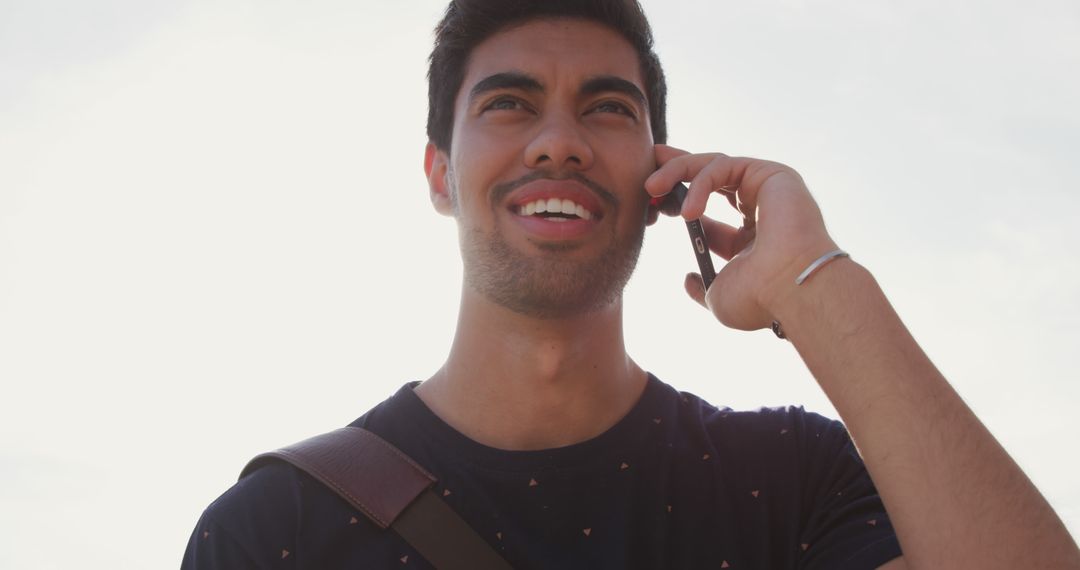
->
xmin=651 ymin=183 xmax=716 ymax=290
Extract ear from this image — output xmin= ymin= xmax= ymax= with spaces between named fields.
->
xmin=424 ymin=142 xmax=454 ymax=216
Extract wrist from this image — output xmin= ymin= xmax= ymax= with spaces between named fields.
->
xmin=756 ymin=241 xmax=841 ymax=318
xmin=768 ymin=256 xmax=869 ymax=338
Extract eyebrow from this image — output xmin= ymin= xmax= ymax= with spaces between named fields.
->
xmin=467 ymin=72 xmax=647 ymax=107
xmin=468 ymin=72 xmax=543 ymax=103
xmin=580 ymin=75 xmax=647 ymax=106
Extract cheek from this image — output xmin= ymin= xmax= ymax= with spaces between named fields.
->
xmin=448 ymin=153 xmax=485 ymax=209
xmin=452 ymin=133 xmax=519 ymax=193
xmin=612 ymin=144 xmax=655 ymax=207
xmin=448 ymin=151 xmax=509 ymax=228
xmin=622 ymin=172 xmax=655 ymax=229
xmin=600 ymin=131 xmax=654 ymax=175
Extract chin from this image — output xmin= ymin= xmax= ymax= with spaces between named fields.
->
xmin=461 ymin=226 xmax=643 ymax=319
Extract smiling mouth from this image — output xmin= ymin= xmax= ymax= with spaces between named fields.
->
xmin=514 ymin=197 xmax=596 ymax=221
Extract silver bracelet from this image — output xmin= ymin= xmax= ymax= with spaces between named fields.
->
xmin=795 ymin=249 xmax=850 ymax=285
xmin=772 ymin=249 xmax=851 ymax=339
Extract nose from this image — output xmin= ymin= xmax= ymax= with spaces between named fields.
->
xmin=523 ymin=112 xmax=594 ymax=171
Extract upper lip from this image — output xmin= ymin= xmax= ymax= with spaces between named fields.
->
xmin=500 ymin=175 xmax=611 ymax=220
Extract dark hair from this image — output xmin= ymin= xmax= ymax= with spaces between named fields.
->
xmin=426 ymin=0 xmax=668 ymax=151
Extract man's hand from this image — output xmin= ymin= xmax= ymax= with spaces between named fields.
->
xmin=644 ymin=144 xmax=840 ymax=329
xmin=648 ymin=144 xmax=1080 ymax=568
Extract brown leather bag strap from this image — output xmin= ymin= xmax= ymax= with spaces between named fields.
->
xmin=240 ymin=427 xmax=513 ymax=570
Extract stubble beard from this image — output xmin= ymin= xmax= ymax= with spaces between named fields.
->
xmin=448 ymin=166 xmax=647 ymax=319
xmin=459 ymin=220 xmax=645 ymax=320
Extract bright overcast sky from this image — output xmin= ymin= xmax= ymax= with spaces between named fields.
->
xmin=2 ymin=0 xmax=1078 ymax=567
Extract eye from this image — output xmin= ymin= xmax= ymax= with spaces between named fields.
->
xmin=589 ymin=100 xmax=636 ymax=119
xmin=483 ymin=96 xmax=530 ymax=113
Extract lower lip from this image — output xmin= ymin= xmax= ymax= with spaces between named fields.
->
xmin=511 ymin=212 xmax=598 ymax=241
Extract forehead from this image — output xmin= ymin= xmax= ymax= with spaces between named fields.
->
xmin=459 ymin=18 xmax=644 ymax=100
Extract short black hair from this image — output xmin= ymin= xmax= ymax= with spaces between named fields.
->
xmin=426 ymin=0 xmax=668 ymax=151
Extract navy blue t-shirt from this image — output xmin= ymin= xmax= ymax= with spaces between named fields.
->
xmin=183 ymin=375 xmax=902 ymax=568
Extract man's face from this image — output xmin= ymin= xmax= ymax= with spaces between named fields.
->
xmin=427 ymin=18 xmax=656 ymax=318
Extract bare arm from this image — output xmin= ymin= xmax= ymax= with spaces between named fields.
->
xmin=646 ymin=144 xmax=1080 ymax=568
xmin=773 ymin=257 xmax=1078 ymax=568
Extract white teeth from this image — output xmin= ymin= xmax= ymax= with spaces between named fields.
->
xmin=517 ymin=198 xmax=594 ymax=220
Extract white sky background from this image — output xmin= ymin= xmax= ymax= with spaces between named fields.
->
xmin=1 ymin=0 xmax=1077 ymax=566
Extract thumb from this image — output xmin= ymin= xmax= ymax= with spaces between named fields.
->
xmin=702 ymin=261 xmax=771 ymax=331
xmin=683 ymin=273 xmax=707 ymax=309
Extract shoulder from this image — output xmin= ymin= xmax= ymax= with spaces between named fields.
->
xmin=674 ymin=389 xmax=851 ymax=455
xmin=184 ymin=461 xmax=308 ymax=568
xmin=669 ymin=388 xmax=901 ymax=566
xmin=184 ymin=384 xmax=422 ymax=568
xmin=668 ymin=390 xmax=870 ymax=502
xmin=211 ymin=461 xmax=309 ymax=553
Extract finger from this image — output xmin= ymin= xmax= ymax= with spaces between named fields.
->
xmin=688 ymin=159 xmax=805 ymax=222
xmin=697 ymin=216 xmax=738 ymax=259
xmin=654 ymin=144 xmax=690 ymax=166
xmin=646 ymin=145 xmax=690 ymax=199
xmin=645 ymin=151 xmax=724 ymax=198
xmin=699 ymin=216 xmax=755 ymax=261
xmin=683 ymin=272 xmax=707 ymax=309
xmin=683 ymin=156 xmax=758 ymax=220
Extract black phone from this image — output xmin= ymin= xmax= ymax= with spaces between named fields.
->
xmin=654 ymin=183 xmax=716 ymax=291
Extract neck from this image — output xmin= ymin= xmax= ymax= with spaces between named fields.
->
xmin=415 ymin=288 xmax=647 ymax=451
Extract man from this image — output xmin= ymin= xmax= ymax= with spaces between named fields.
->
xmin=182 ymin=0 xmax=1079 ymax=568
